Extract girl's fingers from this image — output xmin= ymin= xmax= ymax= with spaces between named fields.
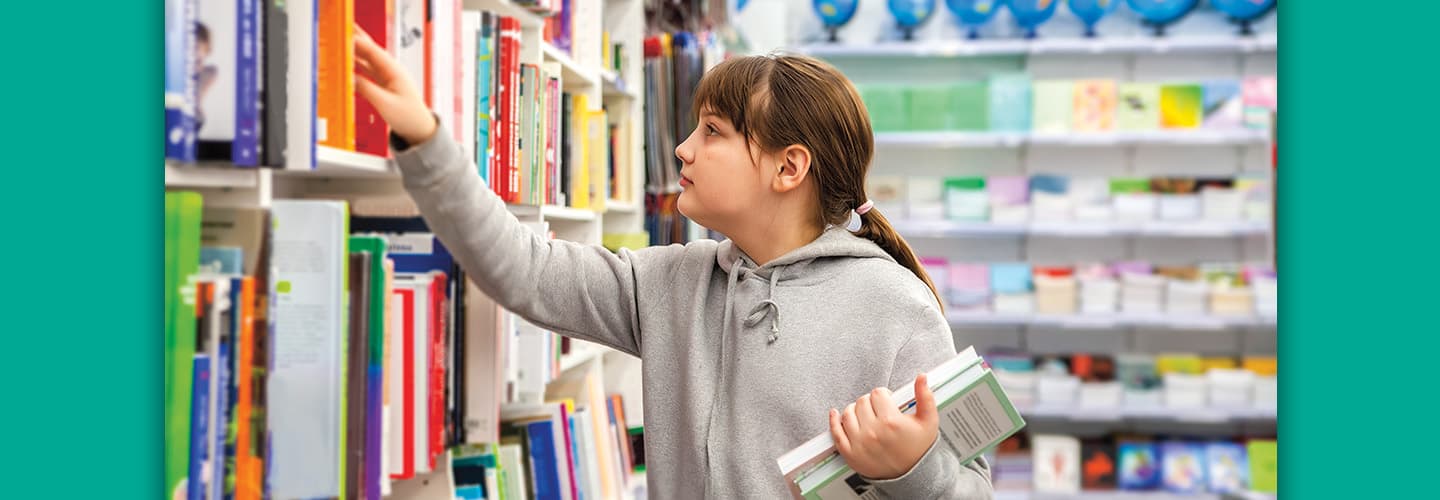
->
xmin=871 ymin=387 xmax=901 ymax=420
xmin=355 ymin=57 xmax=385 ymax=87
xmin=828 ymin=409 xmax=852 ymax=456
xmin=352 ymin=28 xmax=401 ymax=84
xmin=354 ymin=75 xmax=391 ymax=111
xmin=855 ymin=393 xmax=877 ymax=430
xmin=841 ymin=402 xmax=861 ymax=440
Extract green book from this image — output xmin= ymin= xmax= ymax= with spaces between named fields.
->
xmin=950 ymin=81 xmax=990 ymax=131
xmin=906 ymin=85 xmax=953 ymax=131
xmin=1109 ymin=178 xmax=1152 ymax=194
xmin=1248 ymin=440 xmax=1277 ymax=493
xmin=943 ymin=177 xmax=988 ymax=221
xmin=858 ymin=85 xmax=909 ymax=132
xmin=1117 ymin=83 xmax=1161 ymax=130
xmin=1031 ymin=80 xmax=1074 ymax=133
xmin=165 ymin=191 xmax=204 ymax=500
xmin=1160 ymin=84 xmax=1203 ymax=129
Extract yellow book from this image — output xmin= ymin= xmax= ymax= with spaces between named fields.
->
xmin=588 ymin=108 xmax=610 ymax=213
xmin=570 ymin=94 xmax=591 ymax=209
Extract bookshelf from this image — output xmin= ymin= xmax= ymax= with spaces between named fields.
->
xmin=995 ymin=492 xmax=1277 ymax=500
xmin=163 ymin=0 xmax=655 ymax=498
xmin=800 ymin=33 xmax=1278 ymax=58
xmin=873 ymin=129 xmax=1268 ymax=148
xmin=894 ymin=220 xmax=1270 ymax=239
xmin=947 ymin=312 xmax=1276 ymax=329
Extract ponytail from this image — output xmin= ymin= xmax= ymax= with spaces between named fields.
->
xmin=852 ymin=207 xmax=946 ymax=314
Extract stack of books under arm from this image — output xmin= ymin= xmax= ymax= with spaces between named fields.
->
xmin=776 ymin=347 xmax=1026 ymax=499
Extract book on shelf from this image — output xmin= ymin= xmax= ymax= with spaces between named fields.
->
xmin=776 ymin=347 xmax=1025 ymax=499
xmin=1032 ymin=434 xmax=1081 ymax=493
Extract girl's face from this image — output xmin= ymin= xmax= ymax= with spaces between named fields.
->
xmin=674 ymin=109 xmax=774 ymax=233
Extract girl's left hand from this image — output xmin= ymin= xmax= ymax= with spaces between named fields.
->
xmin=828 ymin=374 xmax=939 ymax=480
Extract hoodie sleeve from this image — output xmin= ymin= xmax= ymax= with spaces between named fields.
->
xmin=869 ymin=302 xmax=995 ymax=499
xmin=391 ymin=123 xmax=680 ymax=357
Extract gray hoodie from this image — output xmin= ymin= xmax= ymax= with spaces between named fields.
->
xmin=393 ymin=126 xmax=992 ymax=499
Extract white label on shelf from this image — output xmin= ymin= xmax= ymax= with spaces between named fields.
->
xmin=386 ymin=233 xmax=435 ymax=255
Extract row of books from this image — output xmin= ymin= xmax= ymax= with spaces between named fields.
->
xmin=989 ymin=352 xmax=1278 ymax=414
xmin=871 ymin=174 xmax=1272 ymax=225
xmin=164 ymin=191 xmax=637 ymax=500
xmin=857 ymin=76 xmax=1277 ymax=134
xmin=162 ymin=0 xmax=633 ymax=209
xmin=921 ymin=260 xmax=1277 ymax=317
xmin=642 ymin=31 xmax=715 ymax=245
xmin=991 ymin=433 xmax=1278 ymax=495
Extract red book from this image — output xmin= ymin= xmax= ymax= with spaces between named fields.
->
xmin=392 ymin=288 xmax=416 ymax=480
xmin=354 ymin=0 xmax=392 ymax=156
xmin=427 ymin=272 xmax=448 ymax=469
xmin=496 ymin=17 xmax=516 ymax=202
xmin=423 ymin=1 xmax=432 ymax=107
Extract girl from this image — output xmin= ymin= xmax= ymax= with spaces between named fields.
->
xmin=354 ymin=30 xmax=992 ymax=499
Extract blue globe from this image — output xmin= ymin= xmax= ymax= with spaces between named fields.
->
xmin=1125 ymin=0 xmax=1198 ymax=35
xmin=945 ymin=0 xmax=1005 ymax=38
xmin=1211 ymin=0 xmax=1276 ymax=34
xmin=1008 ymin=0 xmax=1059 ymax=38
xmin=1068 ymin=0 xmax=1119 ymax=36
xmin=812 ymin=0 xmax=860 ymax=41
xmin=888 ymin=0 xmax=937 ymax=40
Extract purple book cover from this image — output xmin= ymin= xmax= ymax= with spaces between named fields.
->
xmin=988 ymin=175 xmax=1030 ymax=206
xmin=1112 ymin=261 xmax=1153 ymax=276
xmin=366 ymin=367 xmax=383 ymax=499
xmin=556 ymin=0 xmax=572 ymax=53
xmin=234 ymin=0 xmax=260 ymax=165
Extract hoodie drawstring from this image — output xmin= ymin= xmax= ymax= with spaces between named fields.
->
xmin=743 ymin=269 xmax=782 ymax=344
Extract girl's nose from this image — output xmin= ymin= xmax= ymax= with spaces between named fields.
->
xmin=675 ymin=137 xmax=694 ymax=164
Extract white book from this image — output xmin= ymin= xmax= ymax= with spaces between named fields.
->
xmin=386 ymin=286 xmax=411 ymax=480
xmin=1032 ymin=434 xmax=1081 ymax=493
xmin=431 ymin=0 xmax=457 ymax=143
xmin=463 ymin=279 xmax=504 ymax=444
xmin=498 ymin=444 xmax=530 ymax=500
xmin=284 ymin=0 xmax=315 ymax=169
xmin=268 ymin=200 xmax=348 ymax=498
xmin=396 ymin=0 xmax=425 ymax=104
xmin=396 ymin=273 xmax=433 ymax=473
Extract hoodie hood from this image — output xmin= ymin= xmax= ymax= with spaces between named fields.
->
xmin=714 ymin=226 xmax=898 ymax=344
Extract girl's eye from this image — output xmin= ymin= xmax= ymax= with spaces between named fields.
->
xmin=705 ymin=125 xmax=719 ymax=136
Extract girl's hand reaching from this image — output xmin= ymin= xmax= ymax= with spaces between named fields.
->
xmin=828 ymin=374 xmax=940 ymax=481
xmin=353 ymin=26 xmax=438 ymax=146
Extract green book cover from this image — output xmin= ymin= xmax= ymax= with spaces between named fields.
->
xmin=1031 ymin=80 xmax=1073 ymax=133
xmin=349 ymin=236 xmax=388 ymax=374
xmin=858 ymin=85 xmax=909 ymax=132
xmin=1109 ymin=178 xmax=1151 ymax=194
xmin=906 ymin=85 xmax=953 ymax=131
xmin=165 ymin=191 xmax=204 ymax=500
xmin=1247 ymin=440 xmax=1277 ymax=493
xmin=1160 ymin=84 xmax=1203 ymax=129
xmin=1117 ymin=83 xmax=1161 ymax=130
xmin=950 ymin=81 xmax=989 ymax=131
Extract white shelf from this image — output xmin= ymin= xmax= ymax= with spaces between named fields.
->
xmin=461 ymin=0 xmax=545 ymax=28
xmin=270 ymin=146 xmax=398 ymax=179
xmin=874 ymin=129 xmax=1269 ymax=148
xmin=542 ymin=43 xmax=599 ymax=91
xmin=947 ymin=312 xmax=1277 ymax=329
xmin=895 ymin=220 xmax=1270 ymax=238
xmin=1021 ymin=404 xmax=1276 ymax=422
xmin=599 ymin=70 xmax=639 ymax=100
xmin=541 ymin=204 xmax=598 ymax=222
xmin=801 ymin=33 xmax=1277 ymax=58
xmin=997 ymin=492 xmax=1275 ymax=500
xmin=165 ymin=163 xmax=265 ymax=188
xmin=603 ymin=199 xmax=641 ymax=214
xmin=558 ymin=344 xmax=608 ymax=373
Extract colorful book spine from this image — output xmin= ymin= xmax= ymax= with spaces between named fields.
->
xmin=355 ymin=0 xmax=393 ymax=157
xmin=166 ymin=191 xmax=203 ymax=500
xmin=234 ymin=0 xmax=261 ymax=165
xmin=188 ymin=355 xmax=212 ymax=500
xmin=317 ymin=0 xmax=355 ymax=150
xmin=477 ymin=12 xmax=494 ymax=184
xmin=165 ymin=0 xmax=198 ymax=162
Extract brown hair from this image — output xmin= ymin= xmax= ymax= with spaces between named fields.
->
xmin=692 ymin=53 xmax=945 ymax=312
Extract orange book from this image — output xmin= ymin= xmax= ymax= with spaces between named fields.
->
xmin=317 ymin=0 xmax=355 ymax=150
xmin=233 ymin=278 xmax=262 ymax=500
xmin=1072 ymin=79 xmax=1117 ymax=131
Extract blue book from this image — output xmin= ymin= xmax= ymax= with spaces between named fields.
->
xmin=1205 ymin=442 xmax=1248 ymax=493
xmin=213 ymin=338 xmax=233 ymax=500
xmin=200 ymin=246 xmax=245 ymax=275
xmin=525 ymin=420 xmax=563 ymax=500
xmin=988 ymin=73 xmax=1032 ymax=132
xmin=1160 ymin=441 xmax=1206 ymax=493
xmin=165 ymin=0 xmax=198 ymax=162
xmin=188 ymin=356 xmax=211 ymax=500
xmin=1118 ymin=441 xmax=1160 ymax=490
xmin=234 ymin=0 xmax=261 ymax=165
xmin=477 ymin=12 xmax=495 ymax=183
xmin=989 ymin=263 xmax=1033 ymax=295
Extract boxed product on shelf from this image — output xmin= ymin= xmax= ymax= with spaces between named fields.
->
xmin=992 ymin=435 xmax=1034 ymax=491
xmin=1031 ymin=80 xmax=1074 ymax=133
xmin=943 ymin=177 xmax=989 ymax=220
xmin=1166 ymin=279 xmax=1209 ymax=315
xmin=1202 ymin=80 xmax=1244 ymax=129
xmin=989 ymin=73 xmax=1032 ymax=132
xmin=1117 ymin=262 xmax=1164 ymax=313
xmin=906 ymin=176 xmax=945 ymax=220
xmin=1248 ymin=440 xmax=1278 ymax=493
xmin=920 ymin=257 xmax=950 ymax=300
xmin=1210 ymin=283 xmax=1255 ymax=316
xmin=1073 ymin=354 xmax=1122 ymax=409
xmin=1111 ymin=178 xmax=1157 ymax=222
xmin=1160 ymin=84 xmax=1204 ymax=129
xmin=1235 ymin=174 xmax=1274 ymax=222
xmin=1242 ymin=76 xmax=1278 ymax=130
xmin=1077 ymin=263 xmax=1119 ymax=314
xmin=990 ymin=352 xmax=1038 ymax=408
xmin=1245 ymin=265 xmax=1277 ymax=315
xmin=1032 ymin=434 xmax=1082 ymax=494
xmin=1081 ymin=439 xmax=1119 ymax=491
xmin=991 ymin=263 xmax=1036 ymax=314
xmin=857 ymin=85 xmax=908 ymax=132
xmin=1034 ymin=266 xmax=1078 ymax=315
xmin=1030 ymin=174 xmax=1073 ymax=221
xmin=1117 ymin=354 xmax=1163 ymax=408
xmin=1201 ymin=181 xmax=1246 ymax=221
xmin=1116 ymin=82 xmax=1161 ymax=131
xmin=1118 ymin=440 xmax=1162 ymax=490
xmin=1072 ymin=79 xmax=1118 ymax=132
xmin=1160 ymin=441 xmax=1207 ymax=493
xmin=866 ymin=175 xmax=906 ymax=218
xmin=988 ymin=175 xmax=1031 ymax=223
xmin=1070 ymin=177 xmax=1114 ymax=221
xmin=1244 ymin=356 xmax=1277 ymax=411
xmin=1206 ymin=441 xmax=1250 ymax=494
xmin=948 ymin=262 xmax=991 ymax=311
xmin=1152 ymin=177 xmax=1202 ymax=220
xmin=906 ymin=84 xmax=958 ymax=131
xmin=1207 ymin=368 xmax=1256 ymax=408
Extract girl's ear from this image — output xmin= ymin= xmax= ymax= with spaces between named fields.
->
xmin=772 ymin=144 xmax=813 ymax=193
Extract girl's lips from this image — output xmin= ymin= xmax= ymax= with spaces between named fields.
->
xmin=679 ymin=175 xmax=692 ymax=187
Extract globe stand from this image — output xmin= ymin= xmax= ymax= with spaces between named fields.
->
xmin=826 ymin=26 xmax=841 ymax=42
xmin=1083 ymin=25 xmax=1098 ymax=38
xmin=901 ymin=25 xmax=918 ymax=41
